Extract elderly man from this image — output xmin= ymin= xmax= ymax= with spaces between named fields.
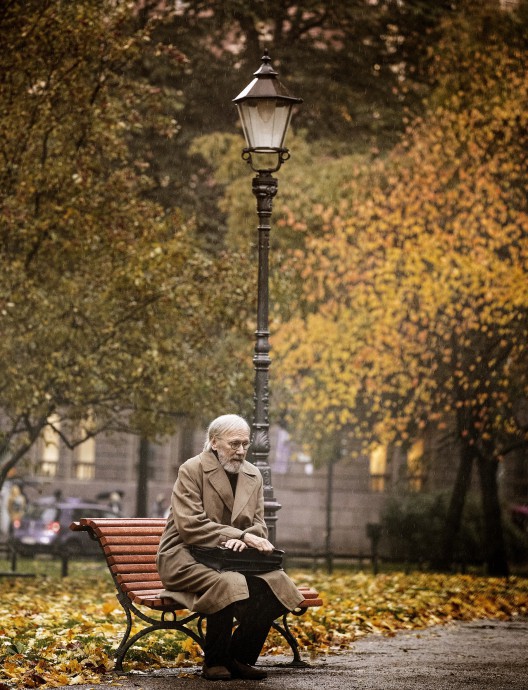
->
xmin=157 ymin=414 xmax=304 ymax=681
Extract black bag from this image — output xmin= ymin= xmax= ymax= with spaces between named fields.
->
xmin=189 ymin=545 xmax=284 ymax=574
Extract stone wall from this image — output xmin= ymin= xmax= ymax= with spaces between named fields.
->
xmin=273 ymin=463 xmax=386 ymax=555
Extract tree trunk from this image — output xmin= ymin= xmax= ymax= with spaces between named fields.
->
xmin=476 ymin=454 xmax=509 ymax=577
xmin=0 ymin=427 xmax=44 ymax=491
xmin=433 ymin=442 xmax=474 ymax=570
xmin=135 ymin=438 xmax=151 ymax=517
xmin=324 ymin=455 xmax=336 ymax=574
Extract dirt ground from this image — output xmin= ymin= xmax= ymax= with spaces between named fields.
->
xmin=53 ymin=617 xmax=528 ymax=690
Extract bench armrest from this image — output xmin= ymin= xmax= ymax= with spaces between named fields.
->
xmin=70 ymin=521 xmax=88 ymax=532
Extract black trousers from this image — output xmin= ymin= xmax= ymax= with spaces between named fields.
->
xmin=203 ymin=576 xmax=287 ymax=667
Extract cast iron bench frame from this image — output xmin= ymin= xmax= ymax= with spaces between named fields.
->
xmin=70 ymin=517 xmax=322 ymax=672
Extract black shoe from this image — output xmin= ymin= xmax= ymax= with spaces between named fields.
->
xmin=230 ymin=659 xmax=268 ymax=680
xmin=202 ymin=664 xmax=232 ymax=681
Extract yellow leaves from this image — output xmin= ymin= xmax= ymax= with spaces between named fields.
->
xmin=274 ymin=39 xmax=528 ymax=456
xmin=101 ymin=600 xmax=119 ymax=615
xmin=0 ymin=566 xmax=212 ymax=688
xmin=263 ymin=571 xmax=528 ymax=657
xmin=180 ymin=637 xmax=202 ymax=663
xmin=2 ymin=567 xmax=526 ymax=686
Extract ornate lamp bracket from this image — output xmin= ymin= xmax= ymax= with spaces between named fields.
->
xmin=242 ymin=148 xmax=291 ymax=174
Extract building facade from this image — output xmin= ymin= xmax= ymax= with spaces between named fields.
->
xmin=2 ymin=421 xmax=526 ymax=557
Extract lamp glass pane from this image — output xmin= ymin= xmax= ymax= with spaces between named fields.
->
xmin=237 ymin=99 xmax=293 ymax=151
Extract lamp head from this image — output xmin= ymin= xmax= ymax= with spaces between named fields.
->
xmin=233 ymin=50 xmax=302 ymax=159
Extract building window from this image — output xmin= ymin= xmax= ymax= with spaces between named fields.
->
xmin=74 ymin=424 xmax=96 ymax=480
xmin=407 ymin=439 xmax=425 ymax=491
xmin=369 ymin=445 xmax=388 ymax=492
xmin=36 ymin=416 xmax=61 ymax=477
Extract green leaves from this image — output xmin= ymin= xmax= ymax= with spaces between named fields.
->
xmin=0 ymin=2 xmax=255 ymax=481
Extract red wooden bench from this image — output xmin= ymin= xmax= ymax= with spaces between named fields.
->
xmin=70 ymin=518 xmax=322 ymax=671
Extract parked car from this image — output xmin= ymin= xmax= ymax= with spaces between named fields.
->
xmin=11 ymin=497 xmax=116 ymax=558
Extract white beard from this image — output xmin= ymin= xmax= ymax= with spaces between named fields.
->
xmin=222 ymin=460 xmax=242 ymax=474
xmin=216 ymin=448 xmax=243 ymax=474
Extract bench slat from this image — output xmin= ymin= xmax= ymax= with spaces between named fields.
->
xmin=297 ymin=588 xmax=320 ymax=599
xmin=107 ymin=554 xmax=157 ymax=565
xmin=124 ymin=583 xmax=320 ymax=605
xmin=100 ymin=536 xmax=161 ymax=546
xmin=130 ymin=586 xmax=168 ymax=598
xmin=121 ymin=580 xmax=164 ymax=592
xmin=134 ymin=595 xmax=184 ymax=609
xmin=117 ymin=572 xmax=162 ymax=584
xmin=103 ymin=545 xmax=158 ymax=556
xmin=110 ymin=563 xmax=159 ymax=575
xmin=126 ymin=588 xmax=323 ymax=610
xmin=130 ymin=591 xmax=188 ymax=609
xmin=79 ymin=518 xmax=166 ymax=527
xmin=297 ymin=597 xmax=323 ymax=609
xmin=91 ymin=527 xmax=165 ymax=537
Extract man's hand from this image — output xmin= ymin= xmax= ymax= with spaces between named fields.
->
xmin=223 ymin=538 xmax=246 ymax=552
xmin=242 ymin=533 xmax=274 ymax=552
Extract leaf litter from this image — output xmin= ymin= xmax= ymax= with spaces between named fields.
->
xmin=0 ymin=568 xmax=526 ymax=688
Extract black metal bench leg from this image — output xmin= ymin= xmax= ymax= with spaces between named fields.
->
xmin=115 ymin=593 xmax=134 ymax=672
xmin=112 ymin=600 xmax=204 ymax=673
xmin=271 ymin=614 xmax=309 ymax=668
xmin=115 ymin=621 xmax=204 ymax=672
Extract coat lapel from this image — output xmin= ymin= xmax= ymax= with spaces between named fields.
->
xmin=232 ymin=463 xmax=258 ymax=523
xmin=202 ymin=451 xmax=234 ymax=513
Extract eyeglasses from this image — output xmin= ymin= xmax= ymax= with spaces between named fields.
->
xmin=225 ymin=440 xmax=250 ymax=450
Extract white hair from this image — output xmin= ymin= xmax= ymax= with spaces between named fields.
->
xmin=204 ymin=414 xmax=250 ymax=451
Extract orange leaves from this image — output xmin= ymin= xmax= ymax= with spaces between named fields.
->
xmin=273 ymin=30 xmax=528 ymax=458
xmin=0 ymin=568 xmax=465 ymax=686
xmin=0 ymin=567 xmax=199 ymax=688
xmin=262 ymin=571 xmax=528 ymax=657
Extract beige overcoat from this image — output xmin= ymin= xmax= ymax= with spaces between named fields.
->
xmin=157 ymin=450 xmax=304 ymax=615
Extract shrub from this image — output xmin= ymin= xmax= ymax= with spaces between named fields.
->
xmin=380 ymin=491 xmax=528 ymax=569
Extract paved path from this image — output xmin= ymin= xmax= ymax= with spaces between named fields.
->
xmin=56 ymin=618 xmax=528 ymax=689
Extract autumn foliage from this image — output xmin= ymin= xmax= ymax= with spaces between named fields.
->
xmin=274 ymin=29 xmax=527 ymax=457
xmin=272 ymin=8 xmax=528 ymax=575
xmin=0 ymin=566 xmax=527 ymax=688
xmin=0 ymin=1 xmax=254 ymax=486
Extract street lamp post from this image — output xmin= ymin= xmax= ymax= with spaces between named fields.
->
xmin=233 ymin=51 xmax=302 ymax=544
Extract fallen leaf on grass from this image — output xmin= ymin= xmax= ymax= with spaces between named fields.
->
xmin=0 ymin=569 xmax=527 ymax=688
